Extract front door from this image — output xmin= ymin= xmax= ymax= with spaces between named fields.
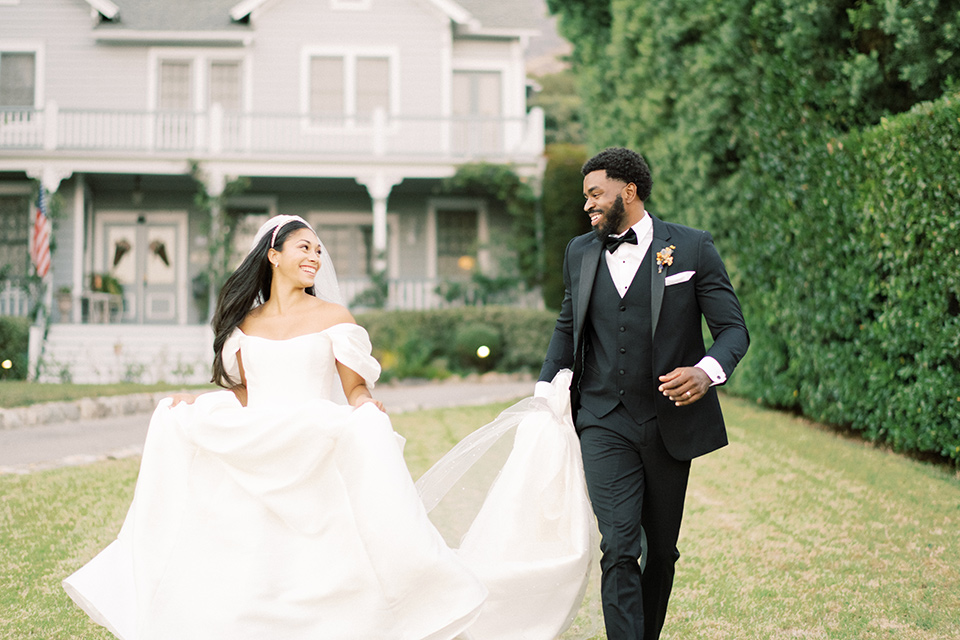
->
xmin=96 ymin=213 xmax=186 ymax=324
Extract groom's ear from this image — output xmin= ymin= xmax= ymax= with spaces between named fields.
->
xmin=621 ymin=181 xmax=638 ymax=203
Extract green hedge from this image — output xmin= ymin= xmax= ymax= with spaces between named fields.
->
xmin=730 ymin=94 xmax=960 ymax=463
xmin=356 ymin=308 xmax=557 ymax=381
xmin=0 ymin=316 xmax=31 ymax=381
xmin=541 ymin=144 xmax=591 ymax=311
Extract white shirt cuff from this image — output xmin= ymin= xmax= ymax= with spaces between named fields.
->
xmin=696 ymin=356 xmax=726 ymax=386
xmin=534 ymin=380 xmax=553 ymax=398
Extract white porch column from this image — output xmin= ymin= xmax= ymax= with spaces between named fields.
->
xmin=25 ymin=165 xmax=72 ymax=199
xmin=25 ymin=165 xmax=73 ymax=317
xmin=356 ymin=173 xmax=402 ymax=274
xmin=71 ymin=174 xmax=86 ymax=323
xmin=205 ymin=170 xmax=227 ymax=322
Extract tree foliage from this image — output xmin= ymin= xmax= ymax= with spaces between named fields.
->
xmin=438 ymin=163 xmax=539 ymax=286
xmin=549 ymin=0 xmax=960 ymax=234
xmin=529 ymin=69 xmax=586 ymax=146
xmin=540 ymin=143 xmax=590 ymax=310
xmin=548 ymin=0 xmax=960 ymax=463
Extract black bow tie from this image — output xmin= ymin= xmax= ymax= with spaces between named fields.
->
xmin=604 ymin=228 xmax=638 ymax=253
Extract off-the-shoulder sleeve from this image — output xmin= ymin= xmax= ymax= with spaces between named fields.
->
xmin=221 ymin=328 xmax=243 ymax=383
xmin=327 ymin=324 xmax=381 ymax=389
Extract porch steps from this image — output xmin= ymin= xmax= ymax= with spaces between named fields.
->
xmin=34 ymin=324 xmax=213 ymax=385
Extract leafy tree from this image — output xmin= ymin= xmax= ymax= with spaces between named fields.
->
xmin=540 ymin=144 xmax=590 ymax=310
xmin=529 ymin=69 xmax=585 ymax=146
xmin=438 ymin=164 xmax=538 ymax=286
xmin=548 ymin=0 xmax=960 ymax=237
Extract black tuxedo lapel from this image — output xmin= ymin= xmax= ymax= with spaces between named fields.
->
xmin=575 ymin=237 xmax=603 ymax=347
xmin=650 ymin=215 xmax=670 ymax=339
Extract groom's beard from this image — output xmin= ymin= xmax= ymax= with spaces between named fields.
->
xmin=592 ymin=194 xmax=627 ymax=242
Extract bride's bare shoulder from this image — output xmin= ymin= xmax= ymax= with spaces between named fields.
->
xmin=303 ymin=298 xmax=356 ymax=332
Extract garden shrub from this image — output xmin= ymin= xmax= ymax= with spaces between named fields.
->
xmin=454 ymin=323 xmax=502 ymax=371
xmin=357 ymin=307 xmax=557 ymax=381
xmin=0 ymin=316 xmax=31 ymax=380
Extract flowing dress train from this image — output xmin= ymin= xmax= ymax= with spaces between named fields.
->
xmin=64 ymin=324 xmax=594 ymax=639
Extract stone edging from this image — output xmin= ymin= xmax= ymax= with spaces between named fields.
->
xmin=0 ymin=371 xmax=534 ymax=431
xmin=0 ymin=392 xmax=174 ymax=430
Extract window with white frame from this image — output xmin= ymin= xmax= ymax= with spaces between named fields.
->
xmin=306 ymin=51 xmax=393 ymax=123
xmin=158 ymin=60 xmax=192 ymax=111
xmin=153 ymin=53 xmax=245 ymax=112
xmin=452 ymin=70 xmax=502 ymax=155
xmin=0 ymin=194 xmax=29 ymax=278
xmin=209 ymin=61 xmax=242 ymax=111
xmin=0 ymin=51 xmax=36 ymax=107
xmin=314 ymin=223 xmax=373 ymax=278
xmin=436 ymin=208 xmax=478 ymax=278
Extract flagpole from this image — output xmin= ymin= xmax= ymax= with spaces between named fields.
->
xmin=29 ymin=184 xmax=54 ymax=380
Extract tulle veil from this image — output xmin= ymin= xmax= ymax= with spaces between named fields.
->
xmin=415 ymin=369 xmax=602 ymax=640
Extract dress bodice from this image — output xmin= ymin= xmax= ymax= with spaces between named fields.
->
xmin=221 ymin=323 xmax=381 ymax=408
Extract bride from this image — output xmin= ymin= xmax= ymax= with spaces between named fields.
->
xmin=64 ymin=215 xmax=596 ymax=640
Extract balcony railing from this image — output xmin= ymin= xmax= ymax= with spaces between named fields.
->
xmin=0 ymin=103 xmax=544 ymax=160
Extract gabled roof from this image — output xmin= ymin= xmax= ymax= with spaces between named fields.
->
xmin=90 ymin=0 xmax=539 ymax=40
xmin=228 ymin=0 xmax=539 ymax=36
xmin=454 ymin=0 xmax=540 ymax=32
xmin=83 ymin=0 xmax=120 ymax=20
xmin=95 ymin=0 xmax=252 ymax=31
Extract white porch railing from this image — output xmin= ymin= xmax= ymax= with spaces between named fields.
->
xmin=1 ymin=278 xmax=540 ymax=320
xmin=0 ymin=281 xmax=31 ymax=317
xmin=0 ymin=104 xmax=545 ymax=159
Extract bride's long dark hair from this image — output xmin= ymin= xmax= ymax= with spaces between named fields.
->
xmin=210 ymin=219 xmax=315 ymax=388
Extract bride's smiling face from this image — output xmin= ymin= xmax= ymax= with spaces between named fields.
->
xmin=269 ymin=228 xmax=322 ymax=287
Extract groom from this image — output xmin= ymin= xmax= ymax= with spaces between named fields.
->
xmin=538 ymin=147 xmax=749 ymax=639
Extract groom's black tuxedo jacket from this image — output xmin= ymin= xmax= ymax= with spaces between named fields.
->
xmin=539 ymin=214 xmax=749 ymax=461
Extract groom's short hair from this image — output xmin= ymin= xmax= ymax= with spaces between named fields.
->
xmin=582 ymin=147 xmax=653 ymax=201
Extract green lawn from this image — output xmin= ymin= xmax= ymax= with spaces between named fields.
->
xmin=1 ymin=397 xmax=958 ymax=639
xmin=0 ymin=381 xmax=216 ymax=409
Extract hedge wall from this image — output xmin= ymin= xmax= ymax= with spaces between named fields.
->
xmin=0 ymin=316 xmax=31 ymax=380
xmin=729 ymin=93 xmax=960 ymax=463
xmin=356 ymin=307 xmax=557 ymax=381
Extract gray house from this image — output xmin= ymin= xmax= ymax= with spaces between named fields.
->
xmin=0 ymin=0 xmax=546 ymax=383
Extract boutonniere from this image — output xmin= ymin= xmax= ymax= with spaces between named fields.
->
xmin=656 ymin=245 xmax=676 ymax=274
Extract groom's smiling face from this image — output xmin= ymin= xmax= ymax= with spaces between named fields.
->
xmin=584 ymin=170 xmax=629 ymax=241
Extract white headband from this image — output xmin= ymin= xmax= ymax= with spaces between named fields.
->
xmin=246 ymin=214 xmax=343 ymax=306
xmin=250 ymin=215 xmax=316 ymax=253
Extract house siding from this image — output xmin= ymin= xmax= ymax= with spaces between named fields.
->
xmin=4 ymin=0 xmax=547 ymax=381
xmin=0 ymin=0 xmax=155 ymax=110
xmin=245 ymin=0 xmax=449 ymax=116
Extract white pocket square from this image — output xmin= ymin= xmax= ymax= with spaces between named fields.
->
xmin=664 ymin=270 xmax=695 ymax=286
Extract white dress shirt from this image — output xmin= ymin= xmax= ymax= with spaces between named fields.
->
xmin=605 ymin=215 xmax=654 ymax=297
xmin=535 ymin=213 xmax=725 ymax=397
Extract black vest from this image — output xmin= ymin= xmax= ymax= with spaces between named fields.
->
xmin=579 ymin=253 xmax=657 ymax=424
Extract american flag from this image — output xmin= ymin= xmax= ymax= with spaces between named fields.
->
xmin=29 ymin=188 xmax=52 ymax=278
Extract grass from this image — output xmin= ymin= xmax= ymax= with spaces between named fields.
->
xmin=0 ymin=381 xmax=216 ymax=409
xmin=1 ymin=396 xmax=958 ymax=639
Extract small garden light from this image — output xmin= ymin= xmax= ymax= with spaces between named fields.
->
xmin=1 ymin=359 xmax=12 ymax=370
xmin=476 ymin=345 xmax=490 ymax=359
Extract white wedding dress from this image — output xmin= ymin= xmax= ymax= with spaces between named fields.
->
xmin=64 ymin=323 xmax=595 ymax=640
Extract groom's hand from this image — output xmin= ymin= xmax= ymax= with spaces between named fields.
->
xmin=658 ymin=367 xmax=710 ymax=406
